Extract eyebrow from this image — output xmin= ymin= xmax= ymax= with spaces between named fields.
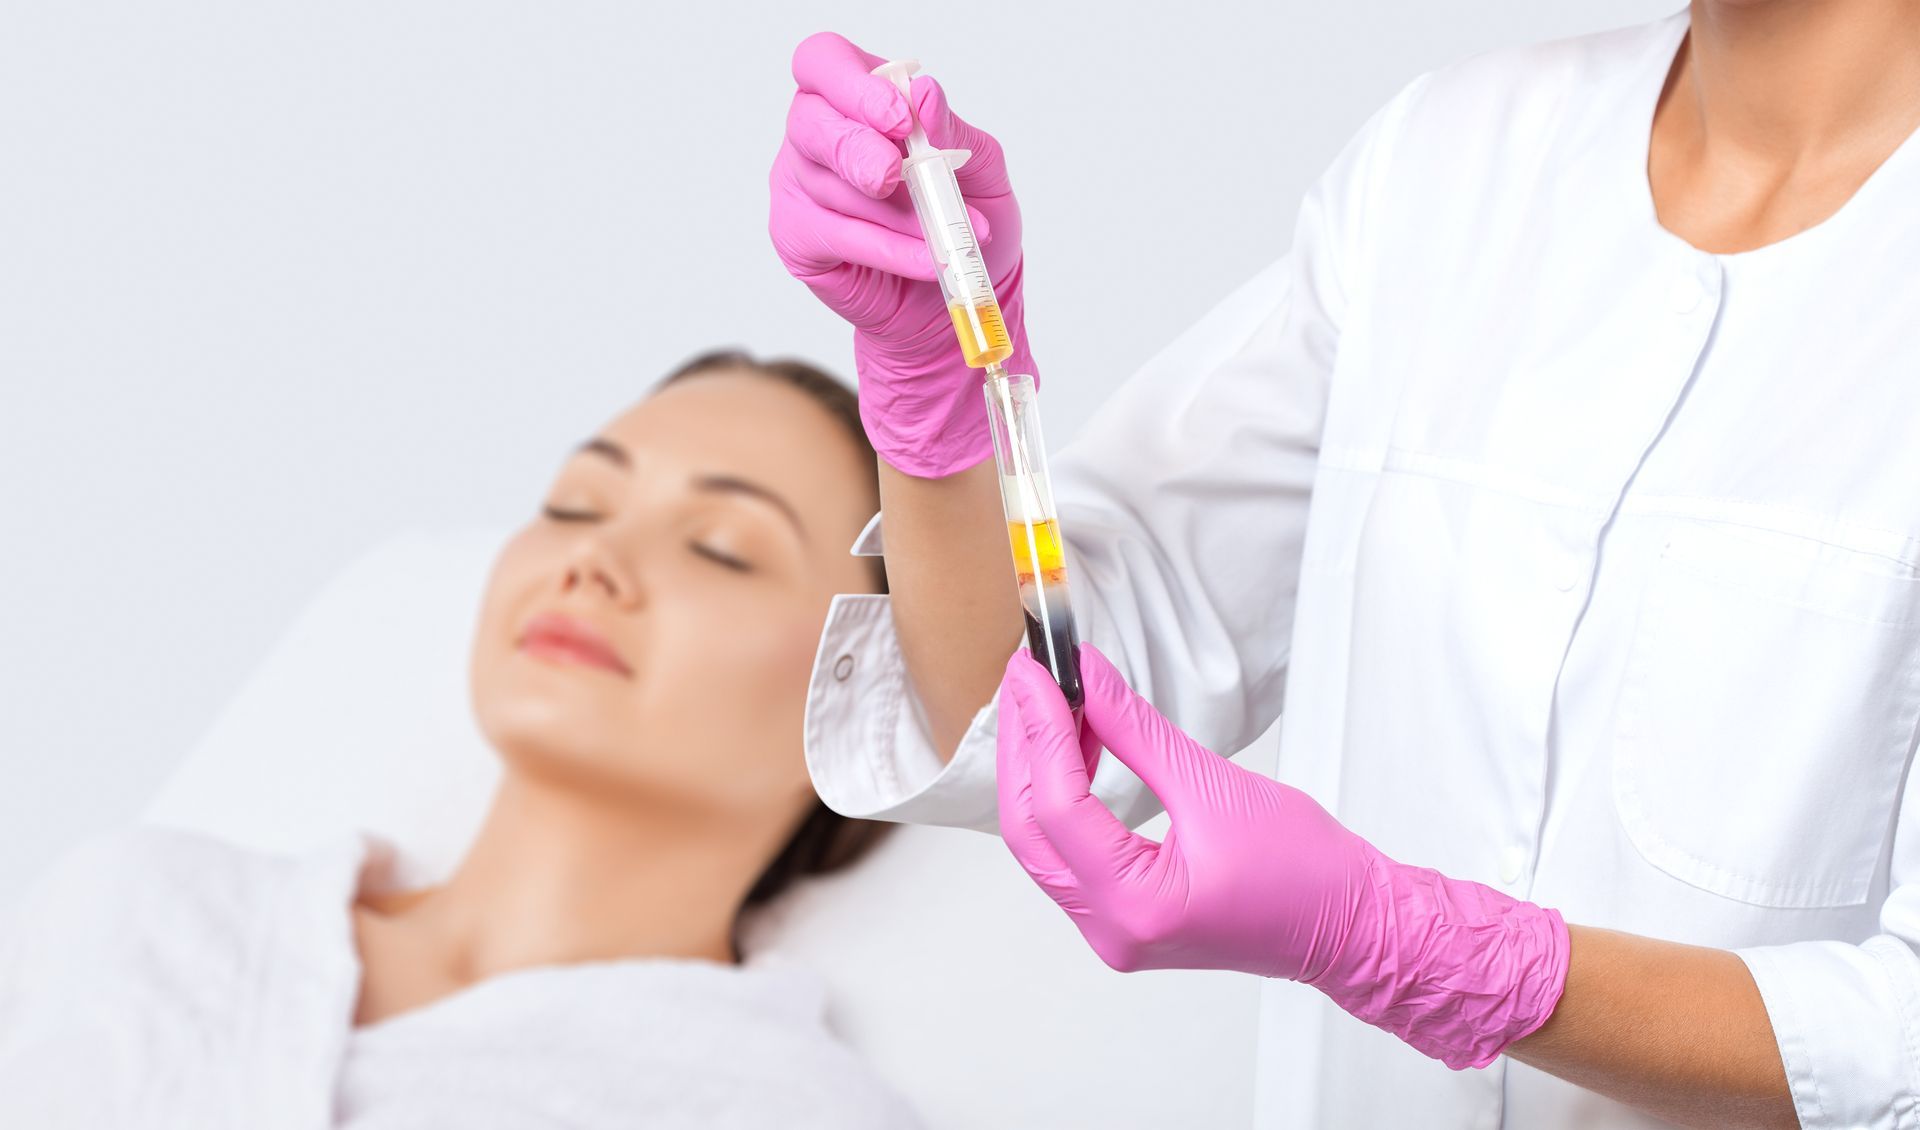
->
xmin=573 ymin=437 xmax=809 ymax=543
xmin=576 ymin=437 xmax=630 ymax=468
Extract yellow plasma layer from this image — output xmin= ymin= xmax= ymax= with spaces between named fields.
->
xmin=949 ymin=300 xmax=1014 ymax=368
xmin=1009 ymin=518 xmax=1067 ymax=585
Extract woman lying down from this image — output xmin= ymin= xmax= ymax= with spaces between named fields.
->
xmin=0 ymin=353 xmax=920 ymax=1129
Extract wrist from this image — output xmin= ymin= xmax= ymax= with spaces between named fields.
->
xmin=852 ymin=341 xmax=994 ymax=478
xmin=1312 ymin=855 xmax=1571 ymax=1071
xmin=852 ymin=301 xmax=1038 ymax=480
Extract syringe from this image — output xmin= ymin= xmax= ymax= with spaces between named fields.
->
xmin=873 ymin=60 xmax=1084 ymax=712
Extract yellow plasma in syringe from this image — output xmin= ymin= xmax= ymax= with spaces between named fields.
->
xmin=1009 ymin=518 xmax=1068 ymax=585
xmin=949 ymin=300 xmax=1013 ymax=368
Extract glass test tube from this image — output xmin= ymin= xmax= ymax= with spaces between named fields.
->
xmin=984 ymin=369 xmax=1084 ymax=712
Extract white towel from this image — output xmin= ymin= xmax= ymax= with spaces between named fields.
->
xmin=0 ymin=828 xmax=920 ymax=1129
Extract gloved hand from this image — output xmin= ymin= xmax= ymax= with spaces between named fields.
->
xmin=769 ymin=31 xmax=1036 ymax=478
xmin=996 ymin=644 xmax=1570 ymax=1070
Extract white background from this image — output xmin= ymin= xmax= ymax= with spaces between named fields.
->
xmin=0 ymin=0 xmax=1675 ymax=902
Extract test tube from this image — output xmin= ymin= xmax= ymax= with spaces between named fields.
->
xmin=984 ymin=369 xmax=1084 ymax=712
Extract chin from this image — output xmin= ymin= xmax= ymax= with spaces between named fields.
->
xmin=476 ymin=677 xmax=626 ymax=758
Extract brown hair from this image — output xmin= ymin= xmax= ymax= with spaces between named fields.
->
xmin=655 ymin=349 xmax=894 ymax=916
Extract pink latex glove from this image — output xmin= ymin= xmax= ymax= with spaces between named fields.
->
xmin=769 ymin=31 xmax=1036 ymax=478
xmin=997 ymin=644 xmax=1571 ymax=1070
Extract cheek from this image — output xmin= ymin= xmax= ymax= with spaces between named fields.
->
xmin=646 ymin=597 xmax=823 ymax=740
xmin=469 ymin=527 xmax=558 ymax=729
xmin=615 ymin=600 xmax=823 ymax=813
xmin=668 ymin=597 xmax=817 ymax=685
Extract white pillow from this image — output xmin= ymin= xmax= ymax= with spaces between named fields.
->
xmin=146 ymin=529 xmax=1260 ymax=1129
xmin=145 ymin=528 xmax=505 ymax=888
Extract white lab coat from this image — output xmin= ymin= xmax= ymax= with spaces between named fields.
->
xmin=803 ymin=11 xmax=1920 ymax=1128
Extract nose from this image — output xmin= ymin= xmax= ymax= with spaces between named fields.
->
xmin=560 ymin=532 xmax=637 ymax=607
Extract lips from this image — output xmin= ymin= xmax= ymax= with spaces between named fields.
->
xmin=516 ymin=611 xmax=632 ymax=677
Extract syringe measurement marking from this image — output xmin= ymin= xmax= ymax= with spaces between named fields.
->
xmin=943 ymin=221 xmax=994 ymax=296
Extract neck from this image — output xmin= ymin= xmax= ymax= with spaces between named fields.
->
xmin=399 ymin=768 xmax=795 ymax=978
xmin=1679 ymin=1 xmax=1920 ymax=160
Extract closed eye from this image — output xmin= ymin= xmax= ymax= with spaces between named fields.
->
xmin=545 ymin=505 xmax=752 ymax=572
xmin=691 ymin=543 xmax=752 ymax=573
xmin=543 ymin=505 xmax=601 ymax=523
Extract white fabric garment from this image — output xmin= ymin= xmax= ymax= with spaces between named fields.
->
xmin=804 ymin=11 xmax=1920 ymax=1129
xmin=0 ymin=828 xmax=920 ymax=1130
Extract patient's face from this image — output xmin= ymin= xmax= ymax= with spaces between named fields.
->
xmin=469 ymin=370 xmax=879 ymax=827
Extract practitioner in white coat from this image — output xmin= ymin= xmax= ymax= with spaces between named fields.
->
xmin=770 ymin=4 xmax=1920 ymax=1127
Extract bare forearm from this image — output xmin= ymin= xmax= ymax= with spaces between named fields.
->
xmin=876 ymin=460 xmax=1026 ymax=758
xmin=1507 ymin=926 xmax=1796 ymax=1129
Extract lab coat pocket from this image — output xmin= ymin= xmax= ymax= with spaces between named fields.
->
xmin=1612 ymin=522 xmax=1920 ymax=908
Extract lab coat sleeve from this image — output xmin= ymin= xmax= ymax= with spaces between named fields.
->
xmin=802 ymin=77 xmax=1430 ymax=835
xmin=1736 ymin=749 xmax=1920 ymax=1129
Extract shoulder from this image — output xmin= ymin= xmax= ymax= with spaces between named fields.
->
xmin=1323 ymin=13 xmax=1684 ymax=198
xmin=4 ymin=827 xmax=334 ymax=977
xmin=1308 ymin=15 xmax=1683 ymax=289
xmin=18 ymin=826 xmax=288 ymax=919
xmin=2 ymin=830 xmax=275 ymax=1027
xmin=4 ymin=827 xmax=368 ymax=1022
xmin=1400 ymin=15 xmax=1681 ymax=135
xmin=0 ymin=830 xmax=370 ymax=1117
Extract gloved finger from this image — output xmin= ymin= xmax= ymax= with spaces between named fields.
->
xmin=771 ymin=171 xmax=938 ymax=281
xmin=785 ymin=91 xmax=903 ymax=200
xmin=912 ymin=75 xmax=1013 ymax=199
xmin=1079 ymin=710 xmax=1104 ymax=783
xmin=790 ymin=32 xmax=912 ymax=140
xmin=970 ymin=201 xmax=995 ymax=245
xmin=1003 ymin=651 xmax=1155 ymax=888
xmin=786 ymin=262 xmax=901 ymax=338
xmin=787 ymin=93 xmax=995 ymax=243
xmin=1077 ymin=643 xmax=1221 ymax=822
xmin=787 ymin=153 xmax=923 ymax=239
xmin=996 ymin=678 xmax=1082 ymax=906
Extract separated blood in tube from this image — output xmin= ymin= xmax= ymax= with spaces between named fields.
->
xmin=987 ymin=373 xmax=1084 ymax=712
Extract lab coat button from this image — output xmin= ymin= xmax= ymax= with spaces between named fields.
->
xmin=1668 ymin=272 xmax=1705 ymax=314
xmin=1499 ymin=846 xmax=1528 ymax=885
xmin=833 ymin=654 xmax=855 ymax=682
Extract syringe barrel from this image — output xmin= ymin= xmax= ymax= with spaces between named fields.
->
xmin=984 ymin=370 xmax=1084 ymax=711
xmin=903 ymin=155 xmax=993 ymax=306
xmin=903 ymin=155 xmax=1013 ymax=368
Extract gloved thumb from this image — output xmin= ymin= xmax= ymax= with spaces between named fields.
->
xmin=912 ymin=74 xmax=1013 ymax=202
xmin=1077 ymin=644 xmax=1217 ymax=822
xmin=1003 ymin=651 xmax=1147 ymax=885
